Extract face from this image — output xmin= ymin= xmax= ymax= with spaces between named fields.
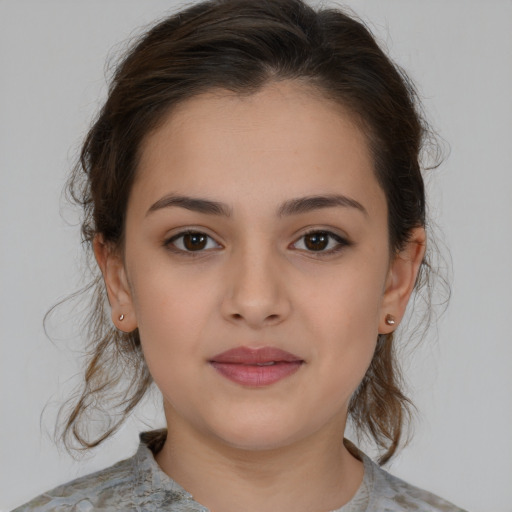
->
xmin=97 ymin=81 xmax=424 ymax=452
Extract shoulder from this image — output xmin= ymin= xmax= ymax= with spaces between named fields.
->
xmin=11 ymin=431 xmax=193 ymax=512
xmin=365 ymin=456 xmax=468 ymax=512
xmin=11 ymin=456 xmax=136 ymax=512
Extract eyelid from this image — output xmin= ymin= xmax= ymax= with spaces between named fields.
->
xmin=164 ymin=229 xmax=222 ymax=254
xmin=162 ymin=226 xmax=351 ymax=256
xmin=290 ymin=229 xmax=352 ymax=255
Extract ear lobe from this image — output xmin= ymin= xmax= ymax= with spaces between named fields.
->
xmin=93 ymin=235 xmax=137 ymax=332
xmin=379 ymin=227 xmax=426 ymax=334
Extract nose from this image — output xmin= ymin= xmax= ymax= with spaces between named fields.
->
xmin=221 ymin=243 xmax=291 ymax=329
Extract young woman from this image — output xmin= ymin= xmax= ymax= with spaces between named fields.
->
xmin=12 ymin=0 xmax=467 ymax=510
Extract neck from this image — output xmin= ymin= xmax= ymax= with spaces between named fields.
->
xmin=155 ymin=410 xmax=364 ymax=512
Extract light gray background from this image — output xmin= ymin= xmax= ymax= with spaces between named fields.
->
xmin=1 ymin=1 xmax=511 ymax=511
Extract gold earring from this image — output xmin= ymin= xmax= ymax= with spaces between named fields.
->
xmin=385 ymin=314 xmax=396 ymax=326
xmin=119 ymin=314 xmax=125 ymax=321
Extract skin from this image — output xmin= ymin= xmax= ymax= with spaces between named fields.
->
xmin=94 ymin=81 xmax=425 ymax=512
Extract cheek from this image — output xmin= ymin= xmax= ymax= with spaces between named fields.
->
xmin=129 ymin=250 xmax=215 ymax=328
xmin=131 ymin=277 xmax=213 ymax=418
xmin=300 ymin=256 xmax=386 ymax=336
xmin=127 ymin=258 xmax=219 ymax=376
xmin=296 ymin=255 xmax=387 ymax=385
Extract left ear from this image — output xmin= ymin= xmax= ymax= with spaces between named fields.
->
xmin=93 ymin=234 xmax=138 ymax=333
xmin=379 ymin=227 xmax=426 ymax=334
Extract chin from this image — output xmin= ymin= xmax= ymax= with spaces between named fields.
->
xmin=205 ymin=412 xmax=313 ymax=452
xmin=218 ymin=431 xmax=299 ymax=452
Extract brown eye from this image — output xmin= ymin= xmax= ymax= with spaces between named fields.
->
xmin=292 ymin=230 xmax=349 ymax=254
xmin=183 ymin=232 xmax=207 ymax=251
xmin=166 ymin=231 xmax=220 ymax=253
xmin=304 ymin=232 xmax=330 ymax=251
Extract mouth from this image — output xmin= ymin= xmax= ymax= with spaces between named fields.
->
xmin=209 ymin=346 xmax=304 ymax=387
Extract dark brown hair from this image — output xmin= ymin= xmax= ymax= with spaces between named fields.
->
xmin=62 ymin=0 xmax=440 ymax=464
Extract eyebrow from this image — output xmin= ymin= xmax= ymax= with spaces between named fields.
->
xmin=146 ymin=193 xmax=367 ymax=218
xmin=278 ymin=194 xmax=368 ymax=217
xmin=146 ymin=194 xmax=232 ymax=217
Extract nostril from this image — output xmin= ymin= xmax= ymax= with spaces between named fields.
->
xmin=230 ymin=312 xmax=280 ymax=323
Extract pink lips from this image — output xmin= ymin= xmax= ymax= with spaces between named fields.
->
xmin=210 ymin=346 xmax=303 ymax=387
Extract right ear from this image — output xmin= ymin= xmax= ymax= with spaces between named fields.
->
xmin=93 ymin=235 xmax=137 ymax=332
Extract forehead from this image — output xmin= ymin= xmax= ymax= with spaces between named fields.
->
xmin=132 ymin=81 xmax=384 ymax=216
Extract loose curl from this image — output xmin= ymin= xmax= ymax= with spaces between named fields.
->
xmin=57 ymin=0 xmax=446 ymax=464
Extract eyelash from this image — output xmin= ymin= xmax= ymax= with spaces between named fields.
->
xmin=291 ymin=230 xmax=351 ymax=255
xmin=164 ymin=229 xmax=351 ymax=256
xmin=164 ymin=230 xmax=221 ymax=255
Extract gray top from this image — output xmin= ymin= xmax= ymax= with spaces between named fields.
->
xmin=12 ymin=431 xmax=467 ymax=512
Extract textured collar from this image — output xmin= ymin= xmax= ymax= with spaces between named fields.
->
xmin=131 ymin=430 xmax=208 ymax=511
xmin=129 ymin=430 xmax=372 ymax=512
